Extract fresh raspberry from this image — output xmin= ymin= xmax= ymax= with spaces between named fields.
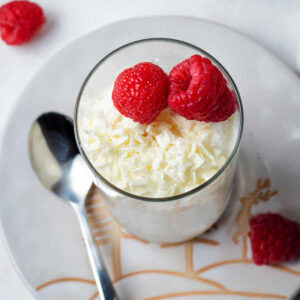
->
xmin=168 ymin=55 xmax=237 ymax=122
xmin=112 ymin=62 xmax=168 ymax=124
xmin=0 ymin=1 xmax=45 ymax=45
xmin=249 ymin=213 xmax=300 ymax=265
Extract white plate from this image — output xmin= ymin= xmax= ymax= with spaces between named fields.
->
xmin=0 ymin=16 xmax=300 ymax=300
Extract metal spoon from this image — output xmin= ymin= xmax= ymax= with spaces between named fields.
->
xmin=291 ymin=289 xmax=300 ymax=300
xmin=29 ymin=112 xmax=118 ymax=300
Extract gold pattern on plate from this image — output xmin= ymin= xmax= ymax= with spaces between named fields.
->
xmin=233 ymin=178 xmax=278 ymax=258
xmin=36 ymin=179 xmax=299 ymax=299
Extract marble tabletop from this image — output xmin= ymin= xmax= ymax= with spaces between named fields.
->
xmin=0 ymin=0 xmax=299 ymax=298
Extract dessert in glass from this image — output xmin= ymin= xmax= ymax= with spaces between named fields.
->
xmin=75 ymin=38 xmax=243 ymax=243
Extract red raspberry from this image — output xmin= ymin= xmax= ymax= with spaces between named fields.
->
xmin=168 ymin=55 xmax=237 ymax=122
xmin=112 ymin=62 xmax=168 ymax=124
xmin=249 ymin=213 xmax=300 ymax=265
xmin=0 ymin=1 xmax=45 ymax=45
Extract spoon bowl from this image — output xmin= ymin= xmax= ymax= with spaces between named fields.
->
xmin=29 ymin=112 xmax=92 ymax=204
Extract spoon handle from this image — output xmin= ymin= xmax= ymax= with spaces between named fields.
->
xmin=74 ymin=204 xmax=118 ymax=300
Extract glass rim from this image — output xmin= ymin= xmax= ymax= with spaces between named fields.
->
xmin=74 ymin=37 xmax=244 ymax=202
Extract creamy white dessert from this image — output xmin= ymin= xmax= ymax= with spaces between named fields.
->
xmin=79 ymin=87 xmax=239 ymax=198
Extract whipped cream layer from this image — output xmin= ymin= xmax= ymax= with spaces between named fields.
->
xmin=79 ymin=88 xmax=239 ymax=198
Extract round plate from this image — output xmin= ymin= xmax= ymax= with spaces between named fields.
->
xmin=0 ymin=16 xmax=299 ymax=300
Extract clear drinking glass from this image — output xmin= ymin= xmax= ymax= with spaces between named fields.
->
xmin=75 ymin=38 xmax=243 ymax=243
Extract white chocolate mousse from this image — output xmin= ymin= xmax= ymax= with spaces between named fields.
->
xmin=79 ymin=87 xmax=239 ymax=198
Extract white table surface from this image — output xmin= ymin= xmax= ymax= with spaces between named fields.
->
xmin=0 ymin=0 xmax=299 ymax=298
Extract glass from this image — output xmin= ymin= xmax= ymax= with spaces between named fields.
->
xmin=75 ymin=38 xmax=243 ymax=243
